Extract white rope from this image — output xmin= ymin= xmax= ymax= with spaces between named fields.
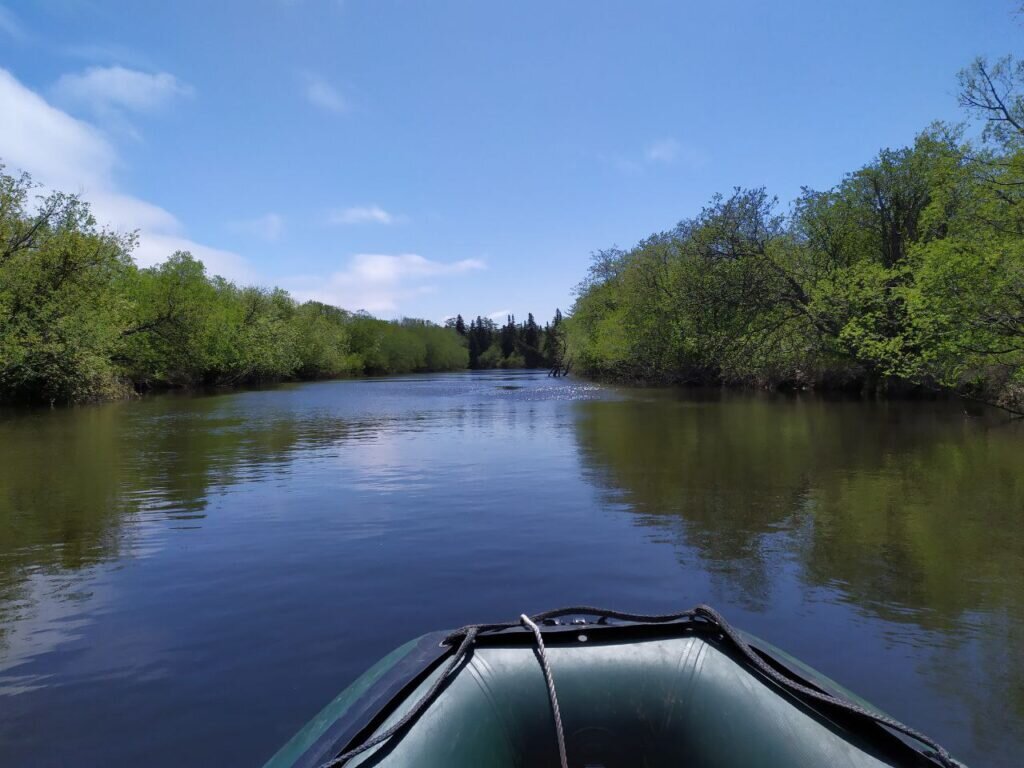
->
xmin=520 ymin=614 xmax=569 ymax=768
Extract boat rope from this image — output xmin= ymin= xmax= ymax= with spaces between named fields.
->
xmin=520 ymin=614 xmax=569 ymax=768
xmin=323 ymin=604 xmax=959 ymax=768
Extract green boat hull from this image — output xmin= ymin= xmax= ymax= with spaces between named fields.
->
xmin=265 ymin=616 xmax=958 ymax=768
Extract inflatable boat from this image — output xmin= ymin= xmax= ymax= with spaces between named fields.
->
xmin=264 ymin=605 xmax=961 ymax=768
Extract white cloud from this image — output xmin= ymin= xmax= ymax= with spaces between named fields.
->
xmin=288 ymin=253 xmax=485 ymax=314
xmin=0 ymin=67 xmax=251 ymax=283
xmin=53 ymin=66 xmax=193 ymax=117
xmin=329 ymin=205 xmax=395 ymax=225
xmin=228 ymin=212 xmax=285 ymax=241
xmin=0 ymin=69 xmax=115 ymax=192
xmin=134 ymin=232 xmax=253 ymax=282
xmin=487 ymin=310 xmax=511 ymax=322
xmin=304 ymin=74 xmax=346 ymax=113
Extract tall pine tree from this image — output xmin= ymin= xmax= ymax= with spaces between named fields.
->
xmin=522 ymin=312 xmax=542 ymax=367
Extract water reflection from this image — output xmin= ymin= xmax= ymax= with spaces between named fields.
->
xmin=0 ymin=395 xmax=392 ymax=656
xmin=572 ymin=393 xmax=1024 ymax=629
xmin=0 ymin=372 xmax=604 ymax=657
xmin=572 ymin=391 xmax=1024 ymax=758
xmin=0 ymin=375 xmax=1020 ymax=766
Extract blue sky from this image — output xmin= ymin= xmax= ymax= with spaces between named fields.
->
xmin=0 ymin=1 xmax=1019 ymax=323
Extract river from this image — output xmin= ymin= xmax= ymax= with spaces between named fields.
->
xmin=0 ymin=370 xmax=1021 ymax=766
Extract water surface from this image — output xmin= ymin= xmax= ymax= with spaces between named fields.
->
xmin=1 ymin=371 xmax=1021 ymax=766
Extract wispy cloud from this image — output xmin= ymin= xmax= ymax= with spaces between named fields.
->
xmin=645 ymin=137 xmax=709 ymax=167
xmin=53 ymin=66 xmax=193 ymax=117
xmin=228 ymin=213 xmax=285 ymax=241
xmin=487 ymin=310 xmax=511 ymax=322
xmin=288 ymin=253 xmax=485 ymax=314
xmin=605 ymin=156 xmax=642 ymax=174
xmin=303 ymin=74 xmax=346 ymax=113
xmin=605 ymin=137 xmax=710 ymax=175
xmin=62 ymin=43 xmax=149 ymax=68
xmin=645 ymin=138 xmax=681 ymax=163
xmin=329 ymin=205 xmax=396 ymax=225
xmin=0 ymin=67 xmax=251 ymax=283
xmin=0 ymin=4 xmax=27 ymax=41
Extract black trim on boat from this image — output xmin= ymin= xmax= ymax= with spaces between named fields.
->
xmin=287 ymin=632 xmax=450 ymax=768
xmin=318 ymin=607 xmax=959 ymax=768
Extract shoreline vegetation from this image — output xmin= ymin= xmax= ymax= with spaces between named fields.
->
xmin=564 ymin=57 xmax=1024 ymax=417
xmin=2 ymin=57 xmax=1023 ymax=415
xmin=0 ymin=169 xmax=566 ymax=406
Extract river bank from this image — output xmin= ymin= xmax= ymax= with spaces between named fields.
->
xmin=562 ymin=61 xmax=1024 ymax=418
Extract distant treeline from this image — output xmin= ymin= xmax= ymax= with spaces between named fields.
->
xmin=443 ymin=311 xmax=566 ymax=371
xmin=565 ymin=56 xmax=1024 ymax=415
xmin=0 ymin=173 xmax=471 ymax=405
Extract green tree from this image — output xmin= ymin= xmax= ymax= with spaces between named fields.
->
xmin=468 ymin=316 xmax=496 ymax=369
xmin=119 ymin=251 xmax=218 ymax=386
xmin=902 ymin=58 xmax=1024 ymax=413
xmin=542 ymin=308 xmax=566 ymax=370
xmin=291 ymin=301 xmax=361 ymax=379
xmin=0 ymin=171 xmax=135 ymax=404
xmin=521 ymin=312 xmax=543 ymax=367
xmin=499 ymin=314 xmax=517 ymax=358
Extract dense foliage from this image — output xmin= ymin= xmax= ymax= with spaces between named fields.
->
xmin=566 ymin=57 xmax=1024 ymax=415
xmin=0 ymin=177 xmax=468 ymax=405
